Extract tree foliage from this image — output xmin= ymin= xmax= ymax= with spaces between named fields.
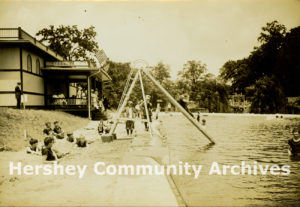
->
xmin=219 ymin=21 xmax=300 ymax=113
xmin=277 ymin=26 xmax=300 ymax=97
xmin=149 ymin=61 xmax=171 ymax=84
xmin=36 ymin=25 xmax=99 ymax=64
xmin=176 ymin=61 xmax=229 ymax=112
xmin=103 ymin=61 xmax=132 ymax=108
xmin=250 ymin=76 xmax=285 ymax=113
xmin=103 ymin=61 xmax=171 ymax=108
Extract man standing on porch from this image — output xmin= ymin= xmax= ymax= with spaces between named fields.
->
xmin=15 ymin=82 xmax=22 ymax=109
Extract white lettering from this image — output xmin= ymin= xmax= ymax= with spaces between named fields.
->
xmin=136 ymin=165 xmax=153 ymax=175
xmin=281 ymin=165 xmax=290 ymax=175
xmin=94 ymin=162 xmax=106 ymax=175
xmin=9 ymin=162 xmax=21 ymax=175
xmin=270 ymin=165 xmax=280 ymax=175
xmin=192 ymin=165 xmax=202 ymax=178
xmin=118 ymin=165 xmax=135 ymax=175
xmin=209 ymin=162 xmax=221 ymax=175
xmin=231 ymin=165 xmax=240 ymax=175
xmin=77 ymin=165 xmax=87 ymax=179
xmin=259 ymin=165 xmax=269 ymax=175
xmin=23 ymin=165 xmax=34 ymax=175
xmin=106 ymin=165 xmax=117 ymax=175
xmin=184 ymin=162 xmax=191 ymax=175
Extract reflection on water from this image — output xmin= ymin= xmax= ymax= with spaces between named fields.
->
xmin=162 ymin=115 xmax=300 ymax=206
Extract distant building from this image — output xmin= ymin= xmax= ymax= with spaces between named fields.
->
xmin=228 ymin=93 xmax=251 ymax=113
xmin=0 ymin=27 xmax=110 ymax=118
xmin=287 ymin=97 xmax=300 ymax=114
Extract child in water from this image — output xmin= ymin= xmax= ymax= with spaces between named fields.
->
xmin=42 ymin=136 xmax=67 ymax=161
xmin=26 ymin=138 xmax=41 ymax=155
xmin=66 ymin=133 xmax=75 ymax=143
xmin=53 ymin=121 xmax=65 ymax=139
xmin=76 ymin=136 xmax=87 ymax=147
xmin=75 ymin=135 xmax=94 ymax=147
xmin=43 ymin=122 xmax=53 ymax=136
xmin=197 ymin=112 xmax=201 ymax=122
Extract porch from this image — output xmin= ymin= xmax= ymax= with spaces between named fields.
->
xmin=42 ymin=61 xmax=111 ymax=119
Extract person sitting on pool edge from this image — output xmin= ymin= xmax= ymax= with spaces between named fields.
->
xmin=53 ymin=121 xmax=65 ymax=139
xmin=98 ymin=119 xmax=113 ymax=135
xmin=26 ymin=138 xmax=41 ymax=155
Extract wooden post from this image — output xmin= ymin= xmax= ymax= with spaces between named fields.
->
xmin=138 ymin=70 xmax=152 ymax=136
xmin=109 ymin=71 xmax=139 ymax=136
xmin=142 ymin=69 xmax=215 ymax=144
xmin=87 ymin=76 xmax=91 ymax=120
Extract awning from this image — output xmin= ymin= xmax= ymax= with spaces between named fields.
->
xmin=93 ymin=68 xmax=111 ymax=82
xmin=42 ymin=67 xmax=111 ymax=81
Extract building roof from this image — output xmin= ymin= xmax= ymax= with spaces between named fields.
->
xmin=0 ymin=27 xmax=64 ymax=61
xmin=0 ymin=28 xmax=111 ymax=81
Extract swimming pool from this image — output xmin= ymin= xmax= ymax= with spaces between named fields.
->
xmin=161 ymin=114 xmax=300 ymax=206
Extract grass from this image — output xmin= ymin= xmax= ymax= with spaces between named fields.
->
xmin=0 ymin=108 xmax=90 ymax=151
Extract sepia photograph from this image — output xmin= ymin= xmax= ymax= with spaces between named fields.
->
xmin=0 ymin=0 xmax=300 ymax=206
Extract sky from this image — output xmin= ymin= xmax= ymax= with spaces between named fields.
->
xmin=0 ymin=0 xmax=299 ymax=79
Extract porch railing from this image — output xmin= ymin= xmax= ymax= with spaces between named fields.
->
xmin=47 ymin=98 xmax=87 ymax=108
xmin=0 ymin=28 xmax=19 ymax=39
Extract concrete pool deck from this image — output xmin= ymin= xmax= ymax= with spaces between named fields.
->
xmin=80 ymin=120 xmax=180 ymax=206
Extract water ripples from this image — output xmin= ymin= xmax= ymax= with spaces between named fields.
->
xmin=162 ymin=115 xmax=300 ymax=206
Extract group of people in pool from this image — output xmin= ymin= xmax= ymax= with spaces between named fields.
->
xmin=26 ymin=94 xmax=208 ymax=161
xmin=26 ymin=121 xmax=91 ymax=162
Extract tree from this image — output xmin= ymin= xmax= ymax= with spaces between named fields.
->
xmin=177 ymin=60 xmax=207 ymax=101
xmin=219 ymin=21 xmax=297 ymax=113
xmin=219 ymin=58 xmax=252 ymax=92
xmin=104 ymin=61 xmax=132 ymax=108
xmin=36 ymin=25 xmax=99 ymax=64
xmin=276 ymin=26 xmax=300 ymax=97
xmin=150 ymin=61 xmax=171 ymax=84
xmin=258 ymin=20 xmax=286 ymax=45
xmin=104 ymin=60 xmax=177 ymax=110
xmin=250 ymin=76 xmax=285 ymax=113
xmin=177 ymin=61 xmax=229 ymax=112
xmin=178 ymin=61 xmax=207 ymax=84
xmin=146 ymin=62 xmax=172 ymax=107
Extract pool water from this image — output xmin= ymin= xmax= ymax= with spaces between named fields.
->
xmin=161 ymin=115 xmax=300 ymax=206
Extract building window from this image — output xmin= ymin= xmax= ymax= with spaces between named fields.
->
xmin=36 ymin=59 xmax=40 ymax=75
xmin=27 ymin=55 xmax=32 ymax=72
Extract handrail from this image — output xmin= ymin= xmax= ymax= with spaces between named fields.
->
xmin=0 ymin=28 xmax=18 ymax=39
xmin=48 ymin=97 xmax=87 ymax=106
